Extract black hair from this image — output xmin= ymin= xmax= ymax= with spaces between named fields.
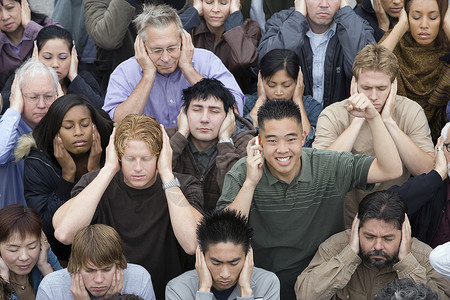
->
xmin=33 ymin=94 xmax=113 ymax=166
xmin=358 ymin=190 xmax=407 ymax=230
xmin=257 ymin=99 xmax=302 ymax=131
xmin=260 ymin=49 xmax=300 ymax=81
xmin=36 ymin=25 xmax=73 ymax=52
xmin=182 ymin=78 xmax=235 ymax=113
xmin=197 ymin=209 xmax=253 ymax=253
xmin=376 ymin=278 xmax=438 ymax=300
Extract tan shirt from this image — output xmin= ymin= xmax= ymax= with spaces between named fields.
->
xmin=295 ymin=230 xmax=450 ymax=300
xmin=313 ymin=95 xmax=434 ymax=227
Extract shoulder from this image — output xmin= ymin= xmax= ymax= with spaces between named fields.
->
xmin=166 ymin=269 xmax=199 ymax=294
xmin=251 ymin=267 xmax=280 ymax=285
xmin=123 ymin=263 xmax=151 ymax=281
xmin=410 ymin=238 xmax=433 ymax=260
xmin=320 ymin=100 xmax=348 ymax=118
xmin=394 ymin=95 xmax=426 ymax=114
xmin=39 ymin=268 xmax=71 ymax=288
xmin=112 ymin=57 xmax=140 ymax=74
xmin=319 ymin=230 xmax=351 ymax=254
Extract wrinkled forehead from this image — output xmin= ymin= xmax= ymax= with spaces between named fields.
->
xmin=21 ymin=73 xmax=56 ymax=94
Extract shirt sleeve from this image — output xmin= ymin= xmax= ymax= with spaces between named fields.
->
xmin=0 ymin=109 xmax=21 ymax=164
xmin=215 ymin=157 xmax=247 ymax=211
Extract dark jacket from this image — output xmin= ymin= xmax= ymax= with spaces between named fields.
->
xmin=389 ymin=170 xmax=448 ymax=247
xmin=166 ymin=114 xmax=256 ymax=212
xmin=354 ymin=0 xmax=398 ymax=42
xmin=258 ymin=6 xmax=375 ymax=107
xmin=18 ymin=137 xmax=74 ymax=261
xmin=181 ymin=7 xmax=261 ymax=93
xmin=241 ymin=0 xmax=294 ymax=22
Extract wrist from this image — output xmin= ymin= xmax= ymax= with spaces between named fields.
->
xmin=243 ymin=178 xmax=258 ymax=190
xmin=240 ymin=286 xmax=253 ymax=297
xmin=160 ymin=171 xmax=175 ymax=184
xmin=198 ymin=285 xmax=211 ymax=293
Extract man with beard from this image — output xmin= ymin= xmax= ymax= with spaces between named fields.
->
xmin=294 ymin=190 xmax=450 ymax=300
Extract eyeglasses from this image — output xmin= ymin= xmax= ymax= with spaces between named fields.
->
xmin=444 ymin=143 xmax=450 ymax=152
xmin=148 ymin=45 xmax=181 ymax=57
xmin=23 ymin=93 xmax=57 ymax=105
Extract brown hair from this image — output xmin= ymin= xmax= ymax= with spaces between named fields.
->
xmin=352 ymin=44 xmax=399 ymax=82
xmin=114 ymin=115 xmax=162 ymax=160
xmin=67 ymin=224 xmax=127 ymax=273
xmin=0 ymin=204 xmax=41 ymax=243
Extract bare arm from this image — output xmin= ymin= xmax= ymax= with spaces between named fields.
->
xmin=381 ymin=82 xmax=434 ymax=176
xmin=380 ymin=9 xmax=408 ymax=51
xmin=224 ymin=138 xmax=263 ymax=218
xmin=159 ymin=126 xmax=202 ymax=254
xmin=113 ymin=36 xmax=156 ymax=122
xmin=53 ymin=129 xmax=120 ymax=244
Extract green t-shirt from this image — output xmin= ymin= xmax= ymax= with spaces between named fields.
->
xmin=216 ymin=147 xmax=374 ymax=299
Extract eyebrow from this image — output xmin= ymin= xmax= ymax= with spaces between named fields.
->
xmin=264 ymin=133 xmax=299 ymax=139
xmin=191 ymin=104 xmax=223 ymax=110
xmin=210 ymin=257 xmax=241 ymax=263
xmin=6 ymin=240 xmax=38 ymax=247
xmin=362 ymin=232 xmax=396 ymax=238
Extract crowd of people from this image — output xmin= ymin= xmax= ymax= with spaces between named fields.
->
xmin=0 ymin=0 xmax=449 ymax=299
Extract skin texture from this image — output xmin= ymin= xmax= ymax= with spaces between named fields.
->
xmin=58 ymin=105 xmax=94 ymax=156
xmin=356 ymin=70 xmax=392 ymax=113
xmin=196 ymin=243 xmax=253 ymax=296
xmin=120 ymin=139 xmax=158 ymax=190
xmin=304 ymin=0 xmax=341 ymax=34
xmin=202 ymin=0 xmax=231 ymax=33
xmin=186 ymin=97 xmax=228 ymax=152
xmin=260 ymin=118 xmax=306 ymax=184
xmin=0 ymin=234 xmax=40 ymax=277
xmin=144 ymin=22 xmax=182 ymax=75
xmin=38 ymin=38 xmax=72 ymax=83
xmin=20 ymin=73 xmax=58 ymax=129
xmin=71 ymin=262 xmax=123 ymax=299
xmin=408 ymin=0 xmax=440 ymax=46
xmin=379 ymin=0 xmax=403 ymax=18
xmin=263 ymin=69 xmax=296 ymax=100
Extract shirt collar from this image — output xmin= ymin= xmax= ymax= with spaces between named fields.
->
xmin=306 ymin=21 xmax=337 ymax=39
xmin=263 ymin=150 xmax=311 ymax=186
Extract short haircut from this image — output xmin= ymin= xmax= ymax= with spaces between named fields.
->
xmin=36 ymin=25 xmax=73 ymax=53
xmin=197 ymin=209 xmax=253 ymax=253
xmin=257 ymin=99 xmax=302 ymax=131
xmin=441 ymin=122 xmax=450 ymax=141
xmin=260 ymin=49 xmax=300 ymax=81
xmin=133 ymin=4 xmax=183 ymax=40
xmin=0 ymin=204 xmax=42 ymax=244
xmin=115 ymin=114 xmax=162 ymax=159
xmin=182 ymin=78 xmax=235 ymax=113
xmin=100 ymin=293 xmax=144 ymax=300
xmin=33 ymin=94 xmax=113 ymax=165
xmin=67 ymin=224 xmax=127 ymax=274
xmin=16 ymin=59 xmax=59 ymax=91
xmin=376 ymin=278 xmax=438 ymax=300
xmin=358 ymin=190 xmax=407 ymax=230
xmin=353 ymin=44 xmax=399 ymax=83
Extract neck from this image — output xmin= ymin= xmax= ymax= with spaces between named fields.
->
xmin=267 ymin=160 xmax=302 ymax=184
xmin=10 ymin=272 xmax=28 ymax=285
xmin=206 ymin=23 xmax=224 ymax=43
xmin=191 ymin=137 xmax=217 ymax=152
xmin=307 ymin=19 xmax=330 ymax=34
xmin=6 ymin=26 xmax=25 ymax=46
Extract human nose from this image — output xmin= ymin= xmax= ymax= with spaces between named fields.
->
xmin=93 ymin=271 xmax=105 ymax=283
xmin=212 ymin=1 xmax=220 ymax=11
xmin=200 ymin=110 xmax=209 ymax=123
xmin=219 ymin=265 xmax=231 ymax=279
xmin=160 ymin=49 xmax=171 ymax=62
xmin=134 ymin=159 xmax=143 ymax=172
xmin=274 ymin=86 xmax=283 ymax=97
xmin=36 ymin=96 xmax=47 ymax=109
xmin=276 ymin=140 xmax=288 ymax=153
xmin=318 ymin=0 xmax=329 ymax=7
xmin=374 ymin=238 xmax=384 ymax=251
xmin=420 ymin=17 xmax=430 ymax=29
xmin=392 ymin=0 xmax=401 ymax=5
xmin=73 ymin=124 xmax=83 ymax=136
xmin=18 ymin=248 xmax=30 ymax=261
xmin=51 ymin=58 xmax=59 ymax=69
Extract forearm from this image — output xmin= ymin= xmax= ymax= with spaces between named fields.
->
xmin=297 ymin=102 xmax=311 ymax=139
xmin=367 ymin=115 xmax=402 ymax=183
xmin=113 ymin=74 xmax=155 ymax=122
xmin=53 ymin=166 xmax=116 ymax=244
xmin=327 ymin=118 xmax=364 ymax=152
xmin=164 ymin=185 xmax=202 ymax=254
xmin=294 ymin=245 xmax=361 ymax=300
xmin=180 ymin=65 xmax=204 ymax=86
xmin=380 ymin=23 xmax=406 ymax=51
xmin=225 ymin=181 xmax=255 ymax=218
xmin=384 ymin=118 xmax=434 ymax=175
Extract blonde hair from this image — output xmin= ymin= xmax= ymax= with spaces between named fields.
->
xmin=114 ymin=114 xmax=162 ymax=160
xmin=67 ymin=224 xmax=127 ymax=273
xmin=352 ymin=44 xmax=399 ymax=82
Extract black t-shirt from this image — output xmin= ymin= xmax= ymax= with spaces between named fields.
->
xmin=211 ymin=284 xmax=237 ymax=300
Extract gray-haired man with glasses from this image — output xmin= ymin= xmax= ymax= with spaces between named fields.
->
xmin=0 ymin=59 xmax=59 ymax=208
xmin=102 ymin=4 xmax=244 ymax=127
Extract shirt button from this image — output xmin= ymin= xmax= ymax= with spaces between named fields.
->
xmin=172 ymin=120 xmax=176 ymax=124
xmin=169 ymin=99 xmax=173 ymax=103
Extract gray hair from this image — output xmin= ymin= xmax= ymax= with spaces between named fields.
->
xmin=441 ymin=122 xmax=450 ymax=141
xmin=16 ymin=59 xmax=59 ymax=92
xmin=133 ymin=4 xmax=183 ymax=40
xmin=376 ymin=278 xmax=438 ymax=300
